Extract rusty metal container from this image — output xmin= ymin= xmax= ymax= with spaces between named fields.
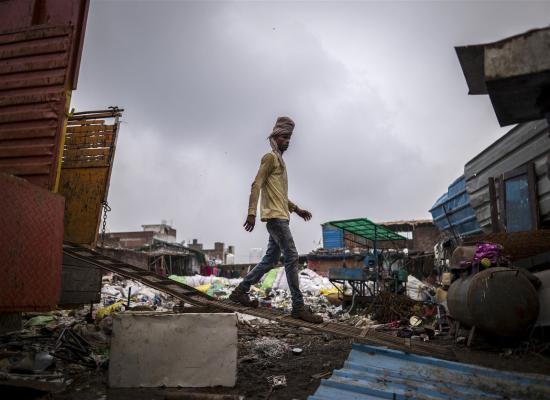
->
xmin=448 ymin=267 xmax=539 ymax=337
xmin=0 ymin=0 xmax=90 ymax=312
xmin=59 ymin=109 xmax=123 ymax=246
xmin=0 ymin=0 xmax=89 ymax=190
xmin=0 ymin=173 xmax=64 ymax=312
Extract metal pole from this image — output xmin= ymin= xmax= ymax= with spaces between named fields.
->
xmin=442 ymin=204 xmax=460 ymax=244
xmin=127 ymin=287 xmax=132 ymax=309
xmin=373 ymin=225 xmax=378 ymax=295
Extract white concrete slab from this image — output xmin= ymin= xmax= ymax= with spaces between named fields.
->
xmin=108 ymin=312 xmax=237 ymax=388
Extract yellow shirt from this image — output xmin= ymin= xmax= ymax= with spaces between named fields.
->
xmin=248 ymin=152 xmax=296 ymax=221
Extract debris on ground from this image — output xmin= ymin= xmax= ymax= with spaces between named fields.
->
xmin=1 ymin=257 xmax=548 ymax=400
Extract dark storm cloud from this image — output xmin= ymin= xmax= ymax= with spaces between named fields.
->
xmin=72 ymin=1 xmax=550 ymax=261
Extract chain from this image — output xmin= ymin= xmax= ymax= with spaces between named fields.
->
xmin=100 ymin=200 xmax=111 ymax=247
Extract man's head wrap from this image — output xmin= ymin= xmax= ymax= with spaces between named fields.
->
xmin=268 ymin=116 xmax=294 ymax=165
xmin=270 ymin=116 xmax=295 ymax=138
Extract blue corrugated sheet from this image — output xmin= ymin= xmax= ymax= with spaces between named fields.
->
xmin=310 ymin=343 xmax=550 ymax=399
xmin=429 ymin=175 xmax=482 ymax=237
xmin=323 ymin=224 xmax=344 ymax=249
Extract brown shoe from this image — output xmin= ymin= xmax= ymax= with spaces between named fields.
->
xmin=291 ymin=306 xmax=323 ymax=324
xmin=228 ymin=286 xmax=259 ymax=308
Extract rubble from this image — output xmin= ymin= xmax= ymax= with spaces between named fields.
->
xmin=251 ymin=337 xmax=289 ymax=359
xmin=0 ymin=251 xmax=546 ymax=398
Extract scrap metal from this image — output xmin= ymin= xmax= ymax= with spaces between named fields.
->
xmin=0 ymin=0 xmax=90 ymax=190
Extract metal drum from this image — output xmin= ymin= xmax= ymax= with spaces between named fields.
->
xmin=448 ymin=267 xmax=539 ymax=337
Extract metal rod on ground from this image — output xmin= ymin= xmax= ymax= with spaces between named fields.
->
xmin=165 ymin=393 xmax=243 ymax=400
xmin=127 ymin=287 xmax=131 ymax=308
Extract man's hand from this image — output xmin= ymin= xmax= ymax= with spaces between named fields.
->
xmin=243 ymin=214 xmax=256 ymax=232
xmin=295 ymin=208 xmax=312 ymax=221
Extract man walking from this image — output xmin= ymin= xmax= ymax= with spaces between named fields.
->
xmin=229 ymin=117 xmax=323 ymax=324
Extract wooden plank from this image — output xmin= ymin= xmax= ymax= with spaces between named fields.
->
xmin=67 ymin=119 xmax=108 ymax=126
xmin=464 ymin=230 xmax=550 ymax=260
xmin=64 ymin=134 xmax=114 ymax=146
xmin=61 ymin=159 xmax=110 ymax=168
xmin=68 ymin=112 xmax=119 ymax=120
xmin=488 ymin=177 xmax=500 ymax=233
xmin=63 ymin=147 xmax=110 ymax=158
xmin=527 ymin=162 xmax=540 ymax=230
xmin=66 ymin=125 xmax=113 ymax=134
xmin=497 ymin=176 xmax=507 ymax=231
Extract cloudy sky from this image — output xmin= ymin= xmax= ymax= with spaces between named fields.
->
xmin=72 ymin=0 xmax=550 ymax=262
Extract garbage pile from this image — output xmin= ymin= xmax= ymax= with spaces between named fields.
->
xmin=0 ymin=309 xmax=110 ymax=394
xmin=0 ymin=274 xmax=182 ymax=394
xmin=169 ymin=267 xmax=342 ymax=316
xmin=168 ymin=267 xmax=452 ymax=340
xmin=100 ymin=273 xmax=178 ymax=314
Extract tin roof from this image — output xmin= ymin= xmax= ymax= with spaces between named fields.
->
xmin=327 ymin=218 xmax=407 ymax=242
xmin=309 ymin=343 xmax=550 ymax=399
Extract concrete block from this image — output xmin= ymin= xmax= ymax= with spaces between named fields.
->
xmin=108 ymin=313 xmax=237 ymax=388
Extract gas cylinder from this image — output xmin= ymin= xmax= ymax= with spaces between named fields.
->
xmin=447 ymin=267 xmax=539 ymax=337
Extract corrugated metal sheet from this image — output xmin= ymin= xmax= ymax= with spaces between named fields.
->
xmin=59 ymin=109 xmax=123 ymax=246
xmin=0 ymin=0 xmax=89 ymax=191
xmin=0 ymin=0 xmax=89 ymax=88
xmin=464 ymin=119 xmax=550 ymax=233
xmin=322 ymin=224 xmax=344 ymax=249
xmin=429 ymin=175 xmax=482 ymax=237
xmin=310 ymin=343 xmax=550 ymax=399
xmin=0 ymin=173 xmax=64 ymax=312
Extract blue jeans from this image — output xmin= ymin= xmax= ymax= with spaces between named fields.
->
xmin=239 ymin=219 xmax=304 ymax=308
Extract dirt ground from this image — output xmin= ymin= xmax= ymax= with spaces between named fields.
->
xmin=49 ymin=320 xmax=550 ymax=400
xmin=51 ymin=320 xmax=352 ymax=400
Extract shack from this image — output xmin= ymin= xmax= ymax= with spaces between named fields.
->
xmin=464 ymin=119 xmax=550 ymax=234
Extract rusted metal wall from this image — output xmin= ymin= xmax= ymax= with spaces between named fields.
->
xmin=0 ymin=173 xmax=64 ymax=312
xmin=0 ymin=0 xmax=90 ymax=312
xmin=59 ymin=109 xmax=123 ymax=246
xmin=0 ymin=0 xmax=89 ymax=191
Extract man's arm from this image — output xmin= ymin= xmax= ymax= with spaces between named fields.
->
xmin=289 ymin=200 xmax=312 ymax=221
xmin=244 ymin=153 xmax=274 ymax=232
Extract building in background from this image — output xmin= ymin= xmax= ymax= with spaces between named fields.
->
xmin=312 ymin=219 xmax=441 ymax=278
xmin=104 ymin=222 xmax=176 ymax=249
xmin=321 ymin=220 xmax=440 ymax=253
xmin=225 ymin=246 xmax=235 ymax=265
xmin=249 ymin=248 xmax=263 ymax=264
xmin=100 ymin=222 xmax=205 ymax=276
xmin=188 ymin=239 xmax=235 ymax=265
